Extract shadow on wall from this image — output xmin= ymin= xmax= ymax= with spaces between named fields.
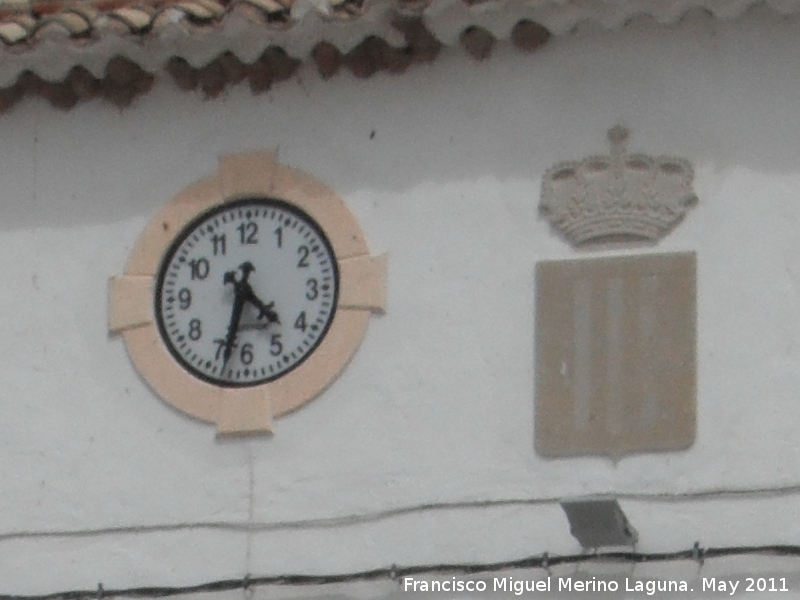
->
xmin=0 ymin=5 xmax=799 ymax=231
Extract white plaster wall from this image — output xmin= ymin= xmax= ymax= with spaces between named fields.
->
xmin=2 ymin=6 xmax=800 ymax=595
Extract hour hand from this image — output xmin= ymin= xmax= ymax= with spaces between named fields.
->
xmin=253 ymin=296 xmax=280 ymax=325
xmin=243 ymin=285 xmax=280 ymax=324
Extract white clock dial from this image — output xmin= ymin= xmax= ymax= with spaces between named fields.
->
xmin=155 ymin=198 xmax=339 ymax=387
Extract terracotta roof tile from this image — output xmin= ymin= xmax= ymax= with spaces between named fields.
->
xmin=241 ymin=0 xmax=283 ymax=12
xmin=40 ymin=10 xmax=93 ymax=34
xmin=0 ymin=0 xmax=796 ymax=111
xmin=107 ymin=7 xmax=153 ymax=30
xmin=0 ymin=20 xmax=29 ymax=42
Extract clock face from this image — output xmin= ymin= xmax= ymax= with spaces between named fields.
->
xmin=154 ymin=197 xmax=339 ymax=387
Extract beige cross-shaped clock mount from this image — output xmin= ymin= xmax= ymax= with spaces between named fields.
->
xmin=109 ymin=151 xmax=386 ymax=436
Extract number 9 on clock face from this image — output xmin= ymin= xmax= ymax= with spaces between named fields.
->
xmin=154 ymin=198 xmax=340 ymax=387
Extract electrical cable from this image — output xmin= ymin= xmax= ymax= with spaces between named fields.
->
xmin=2 ymin=543 xmax=800 ymax=600
xmin=4 ymin=481 xmax=800 ymax=543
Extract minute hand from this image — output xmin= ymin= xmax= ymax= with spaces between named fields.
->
xmin=222 ymin=287 xmax=246 ymax=369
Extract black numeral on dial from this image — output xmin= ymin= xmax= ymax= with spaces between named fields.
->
xmin=240 ymin=343 xmax=254 ymax=365
xmin=211 ymin=234 xmax=226 ymax=256
xmin=178 ymin=288 xmax=192 ymax=310
xmin=270 ymin=333 xmax=283 ymax=356
xmin=189 ymin=258 xmax=210 ymax=280
xmin=297 ymin=245 xmax=310 ymax=268
xmin=306 ymin=278 xmax=318 ymax=300
xmin=294 ymin=311 xmax=307 ymax=332
xmin=188 ymin=318 xmax=202 ymax=341
xmin=237 ymin=222 xmax=258 ymax=245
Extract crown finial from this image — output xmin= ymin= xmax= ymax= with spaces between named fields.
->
xmin=539 ymin=126 xmax=697 ymax=247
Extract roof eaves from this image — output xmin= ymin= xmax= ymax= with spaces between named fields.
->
xmin=0 ymin=0 xmax=797 ymax=112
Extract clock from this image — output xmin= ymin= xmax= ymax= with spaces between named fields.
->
xmin=109 ymin=151 xmax=386 ymax=436
xmin=155 ymin=198 xmax=339 ymax=387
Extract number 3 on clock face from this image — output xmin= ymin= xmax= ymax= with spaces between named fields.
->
xmin=154 ymin=197 xmax=339 ymax=387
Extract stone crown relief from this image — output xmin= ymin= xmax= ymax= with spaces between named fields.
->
xmin=539 ymin=126 xmax=698 ymax=246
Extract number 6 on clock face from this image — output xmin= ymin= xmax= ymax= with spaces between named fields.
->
xmin=155 ymin=198 xmax=339 ymax=387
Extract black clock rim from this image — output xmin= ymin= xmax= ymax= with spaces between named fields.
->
xmin=154 ymin=196 xmax=340 ymax=388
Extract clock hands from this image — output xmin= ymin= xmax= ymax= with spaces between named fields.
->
xmin=220 ymin=281 xmax=245 ymax=370
xmin=220 ymin=261 xmax=280 ymax=371
xmin=232 ymin=262 xmax=280 ymax=324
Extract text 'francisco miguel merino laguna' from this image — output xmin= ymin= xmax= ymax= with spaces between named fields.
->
xmin=402 ymin=576 xmax=691 ymax=595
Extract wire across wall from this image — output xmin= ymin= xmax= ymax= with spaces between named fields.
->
xmin=2 ymin=543 xmax=800 ymax=600
xmin=4 ymin=484 xmax=800 ymax=599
